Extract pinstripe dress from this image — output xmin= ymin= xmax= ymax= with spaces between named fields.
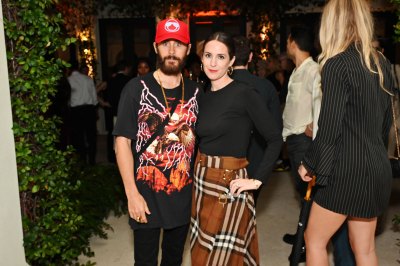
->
xmin=303 ymin=44 xmax=394 ymax=218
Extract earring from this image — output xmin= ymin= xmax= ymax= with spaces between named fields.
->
xmin=228 ymin=66 xmax=233 ymax=75
xmin=200 ymin=63 xmax=203 ymax=71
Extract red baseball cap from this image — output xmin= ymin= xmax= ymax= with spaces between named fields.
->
xmin=155 ymin=18 xmax=190 ymax=45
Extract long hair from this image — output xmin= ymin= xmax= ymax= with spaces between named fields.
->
xmin=318 ymin=0 xmax=387 ymax=92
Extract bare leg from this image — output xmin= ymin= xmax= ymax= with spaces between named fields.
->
xmin=304 ymin=202 xmax=347 ymax=266
xmin=347 ymin=217 xmax=378 ymax=266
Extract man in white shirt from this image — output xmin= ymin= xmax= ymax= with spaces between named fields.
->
xmin=283 ymin=26 xmax=321 ymax=197
xmin=282 ymin=26 xmax=321 ymax=254
xmin=68 ymin=61 xmax=98 ymax=164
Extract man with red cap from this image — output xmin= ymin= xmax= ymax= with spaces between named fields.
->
xmin=113 ymin=18 xmax=201 ymax=265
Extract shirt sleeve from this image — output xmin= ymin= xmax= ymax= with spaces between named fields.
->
xmin=311 ymin=67 xmax=322 ymax=139
xmin=244 ymin=89 xmax=283 ymax=184
xmin=112 ymin=79 xmax=141 ymax=140
xmin=302 ymin=57 xmax=349 ymax=186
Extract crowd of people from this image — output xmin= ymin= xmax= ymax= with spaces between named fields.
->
xmin=51 ymin=0 xmax=396 ymax=265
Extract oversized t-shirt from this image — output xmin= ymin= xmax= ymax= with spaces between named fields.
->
xmin=113 ymin=72 xmax=201 ymax=229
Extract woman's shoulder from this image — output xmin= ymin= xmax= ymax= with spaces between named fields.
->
xmin=323 ymin=50 xmax=351 ymax=74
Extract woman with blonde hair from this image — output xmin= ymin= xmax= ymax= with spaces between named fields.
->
xmin=298 ymin=0 xmax=395 ymax=265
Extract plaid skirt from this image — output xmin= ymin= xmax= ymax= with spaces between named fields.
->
xmin=190 ymin=153 xmax=259 ymax=266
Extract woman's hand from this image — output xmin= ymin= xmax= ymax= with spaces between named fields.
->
xmin=230 ymin=178 xmax=262 ymax=194
xmin=298 ymin=164 xmax=313 ymax=182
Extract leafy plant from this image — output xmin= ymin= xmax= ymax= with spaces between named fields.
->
xmin=2 ymin=0 xmax=126 ymax=265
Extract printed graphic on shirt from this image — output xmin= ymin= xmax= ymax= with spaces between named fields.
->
xmin=136 ymin=80 xmax=199 ymax=194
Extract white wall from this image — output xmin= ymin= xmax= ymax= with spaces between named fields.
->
xmin=0 ymin=1 xmax=28 ymax=264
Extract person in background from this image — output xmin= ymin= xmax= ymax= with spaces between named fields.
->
xmin=298 ymin=0 xmax=394 ymax=265
xmin=190 ymin=31 xmax=282 ymax=265
xmin=282 ymin=25 xmax=321 ymax=201
xmin=136 ymin=57 xmax=151 ymax=77
xmin=184 ymin=52 xmax=208 ymax=86
xmin=67 ymin=61 xmax=98 ymax=165
xmin=231 ymin=35 xmax=282 ymax=204
xmin=113 ymin=18 xmax=201 ymax=266
xmin=48 ymin=66 xmax=72 ymax=150
xmin=103 ymin=60 xmax=132 ymax=163
xmin=281 ymin=26 xmax=322 ymax=259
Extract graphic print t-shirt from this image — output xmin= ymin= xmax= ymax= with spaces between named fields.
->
xmin=113 ymin=72 xmax=200 ymax=229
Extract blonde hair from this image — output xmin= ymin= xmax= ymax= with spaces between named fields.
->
xmin=318 ymin=0 xmax=388 ymax=92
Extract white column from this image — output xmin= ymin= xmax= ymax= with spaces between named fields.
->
xmin=0 ymin=1 xmax=28 ymax=265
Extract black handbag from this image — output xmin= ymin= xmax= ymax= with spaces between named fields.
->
xmin=390 ymin=94 xmax=400 ymax=178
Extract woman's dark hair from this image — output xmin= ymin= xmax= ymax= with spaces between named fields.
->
xmin=202 ymin=32 xmax=235 ymax=59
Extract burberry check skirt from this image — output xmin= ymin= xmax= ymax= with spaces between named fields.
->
xmin=190 ymin=153 xmax=259 ymax=266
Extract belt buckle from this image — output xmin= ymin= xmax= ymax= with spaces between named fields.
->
xmin=222 ymin=169 xmax=235 ymax=183
xmin=218 ymin=193 xmax=228 ymax=207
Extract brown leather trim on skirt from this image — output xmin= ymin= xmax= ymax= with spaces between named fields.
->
xmin=196 ymin=153 xmax=249 ymax=170
xmin=190 ymin=153 xmax=259 ymax=266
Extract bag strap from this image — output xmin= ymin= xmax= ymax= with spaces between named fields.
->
xmin=136 ymin=88 xmax=182 ymax=158
xmin=391 ymin=95 xmax=400 ymax=159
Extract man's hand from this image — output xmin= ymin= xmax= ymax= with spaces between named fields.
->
xmin=305 ymin=123 xmax=313 ymax=138
xmin=127 ymin=192 xmax=151 ymax=223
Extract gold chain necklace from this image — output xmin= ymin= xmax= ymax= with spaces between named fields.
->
xmin=156 ymin=69 xmax=184 ymax=116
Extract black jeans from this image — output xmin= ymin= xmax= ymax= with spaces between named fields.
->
xmin=286 ymin=133 xmax=312 ymax=197
xmin=133 ymin=224 xmax=189 ymax=266
xmin=70 ymin=105 xmax=97 ymax=164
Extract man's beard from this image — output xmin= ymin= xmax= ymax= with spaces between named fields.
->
xmin=157 ymin=54 xmax=186 ymax=75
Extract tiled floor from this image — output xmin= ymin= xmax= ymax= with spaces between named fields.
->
xmin=82 ymin=135 xmax=400 ymax=265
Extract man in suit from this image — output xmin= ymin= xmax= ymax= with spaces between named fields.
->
xmin=232 ymin=35 xmax=283 ymax=204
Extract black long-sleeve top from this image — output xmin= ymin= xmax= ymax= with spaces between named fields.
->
xmin=196 ymin=80 xmax=283 ymax=183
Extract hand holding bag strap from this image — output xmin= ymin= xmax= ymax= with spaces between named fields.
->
xmin=391 ymin=95 xmax=400 ymax=159
xmin=135 ymin=88 xmax=182 ymax=158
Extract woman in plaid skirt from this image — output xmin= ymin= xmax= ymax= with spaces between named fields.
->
xmin=190 ymin=32 xmax=282 ymax=266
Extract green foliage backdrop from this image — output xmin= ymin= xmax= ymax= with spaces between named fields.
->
xmin=2 ymin=0 xmax=126 ymax=265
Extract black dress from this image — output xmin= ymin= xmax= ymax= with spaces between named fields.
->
xmin=303 ymin=44 xmax=394 ymax=218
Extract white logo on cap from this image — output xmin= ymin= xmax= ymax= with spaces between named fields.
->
xmin=164 ymin=19 xmax=180 ymax=33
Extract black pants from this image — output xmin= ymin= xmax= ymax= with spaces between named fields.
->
xmin=70 ymin=105 xmax=97 ymax=164
xmin=286 ymin=133 xmax=312 ymax=197
xmin=332 ymin=223 xmax=356 ymax=266
xmin=134 ymin=224 xmax=189 ymax=266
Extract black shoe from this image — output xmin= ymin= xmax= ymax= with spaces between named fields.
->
xmin=283 ymin=233 xmax=296 ymax=245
